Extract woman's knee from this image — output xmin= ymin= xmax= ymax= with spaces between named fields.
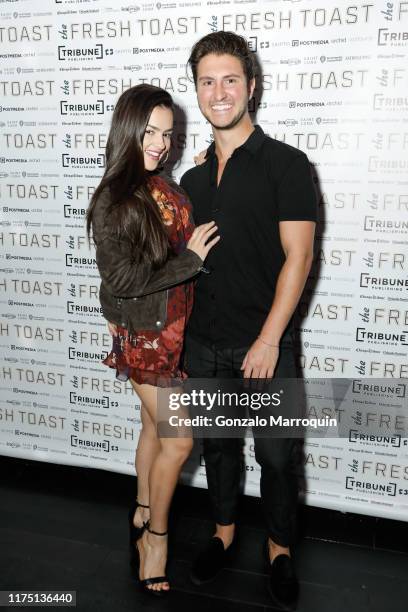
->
xmin=161 ymin=437 xmax=193 ymax=463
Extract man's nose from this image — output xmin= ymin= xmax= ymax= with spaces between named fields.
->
xmin=214 ymin=80 xmax=226 ymax=100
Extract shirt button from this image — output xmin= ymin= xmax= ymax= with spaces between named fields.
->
xmin=121 ymin=321 xmax=126 ymax=327
xmin=156 ymin=320 xmax=162 ymax=327
xmin=133 ymin=297 xmax=138 ymax=301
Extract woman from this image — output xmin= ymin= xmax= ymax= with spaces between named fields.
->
xmin=86 ymin=84 xmax=219 ymax=596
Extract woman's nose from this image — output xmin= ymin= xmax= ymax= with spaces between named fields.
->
xmin=153 ymin=133 xmax=166 ymax=149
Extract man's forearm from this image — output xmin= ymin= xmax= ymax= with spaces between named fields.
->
xmin=259 ymin=253 xmax=313 ymax=345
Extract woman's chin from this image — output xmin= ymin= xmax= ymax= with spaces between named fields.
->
xmin=144 ymin=160 xmax=159 ymax=171
xmin=144 ymin=156 xmax=160 ymax=172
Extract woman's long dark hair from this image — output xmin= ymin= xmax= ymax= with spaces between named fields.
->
xmin=86 ymin=84 xmax=174 ymax=267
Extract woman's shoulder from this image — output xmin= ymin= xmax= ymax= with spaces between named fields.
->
xmin=149 ymin=173 xmax=191 ymax=206
xmin=149 ymin=172 xmax=178 ymax=193
xmin=91 ymin=186 xmax=115 ymax=241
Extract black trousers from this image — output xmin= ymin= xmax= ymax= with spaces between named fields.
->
xmin=183 ymin=334 xmax=300 ymax=547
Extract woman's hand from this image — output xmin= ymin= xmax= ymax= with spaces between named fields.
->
xmin=194 ymin=149 xmax=208 ymax=166
xmin=107 ymin=321 xmax=118 ymax=337
xmin=187 ymin=221 xmax=220 ymax=262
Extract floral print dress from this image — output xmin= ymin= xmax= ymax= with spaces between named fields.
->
xmin=102 ymin=175 xmax=195 ymax=387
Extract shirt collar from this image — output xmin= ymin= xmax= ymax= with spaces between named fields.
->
xmin=206 ymin=125 xmax=266 ymax=159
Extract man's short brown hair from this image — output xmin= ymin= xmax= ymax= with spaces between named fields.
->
xmin=188 ymin=31 xmax=256 ymax=86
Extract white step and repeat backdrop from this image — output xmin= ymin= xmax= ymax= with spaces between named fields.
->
xmin=0 ymin=0 xmax=407 ymax=520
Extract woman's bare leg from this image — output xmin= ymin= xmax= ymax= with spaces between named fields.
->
xmin=133 ymin=381 xmax=193 ymax=592
xmin=129 ymin=380 xmax=160 ymax=528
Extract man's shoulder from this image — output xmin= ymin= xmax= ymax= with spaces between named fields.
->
xmin=180 ymin=161 xmax=209 ymax=190
xmin=259 ymin=133 xmax=309 ymax=182
xmin=261 ymin=133 xmax=307 ymax=163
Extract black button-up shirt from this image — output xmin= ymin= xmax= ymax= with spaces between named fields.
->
xmin=180 ymin=125 xmax=317 ymax=349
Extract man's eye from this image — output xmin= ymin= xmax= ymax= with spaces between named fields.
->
xmin=226 ymin=78 xmax=237 ymax=84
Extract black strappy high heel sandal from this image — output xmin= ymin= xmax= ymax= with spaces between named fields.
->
xmin=138 ymin=522 xmax=169 ymax=597
xmin=128 ymin=499 xmax=149 ymax=571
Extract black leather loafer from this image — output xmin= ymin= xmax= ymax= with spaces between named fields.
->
xmin=190 ymin=537 xmax=232 ymax=585
xmin=265 ymin=542 xmax=299 ymax=609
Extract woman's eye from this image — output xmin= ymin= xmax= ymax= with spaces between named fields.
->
xmin=145 ymin=129 xmax=154 ymax=135
xmin=164 ymin=133 xmax=172 ymax=139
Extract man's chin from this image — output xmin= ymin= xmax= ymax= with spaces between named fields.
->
xmin=210 ymin=121 xmax=237 ymax=131
xmin=205 ymin=109 xmax=247 ymax=131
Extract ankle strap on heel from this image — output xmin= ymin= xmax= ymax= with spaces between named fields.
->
xmin=136 ymin=499 xmax=149 ymax=509
xmin=146 ymin=521 xmax=168 ymax=537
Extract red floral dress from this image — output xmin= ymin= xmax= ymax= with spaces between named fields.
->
xmin=102 ymin=175 xmax=195 ymax=387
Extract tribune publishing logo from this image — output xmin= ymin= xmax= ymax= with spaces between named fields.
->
xmin=69 ymin=392 xmax=109 ymax=408
xmin=68 ymin=347 xmax=107 ymax=361
xmin=352 ymin=380 xmax=406 ymax=398
xmin=364 ymin=216 xmax=408 ymax=233
xmin=378 ymin=28 xmax=408 ymax=46
xmin=355 ymin=327 xmax=408 ymax=346
xmin=360 ymin=273 xmax=408 ymax=290
xmin=60 ymin=100 xmax=104 ymax=115
xmin=346 ymin=476 xmax=397 ymax=496
xmin=58 ymin=45 xmax=104 ymax=60
xmin=66 ymin=301 xmax=102 ymax=315
xmin=349 ymin=430 xmax=401 ymax=447
xmin=62 ymin=154 xmax=105 ymax=168
xmin=64 ymin=205 xmax=86 ymax=219
xmin=70 ymin=435 xmax=110 ymax=451
xmin=65 ymin=254 xmax=97 ymax=268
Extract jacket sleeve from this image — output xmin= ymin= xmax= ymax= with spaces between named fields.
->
xmin=95 ymin=234 xmax=203 ymax=298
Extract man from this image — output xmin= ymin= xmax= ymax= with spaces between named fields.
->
xmin=180 ymin=32 xmax=317 ymax=608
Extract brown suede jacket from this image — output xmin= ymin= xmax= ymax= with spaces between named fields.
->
xmin=91 ymin=186 xmax=203 ymax=333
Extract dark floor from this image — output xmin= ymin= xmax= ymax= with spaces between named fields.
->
xmin=1 ymin=455 xmax=408 ymax=611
